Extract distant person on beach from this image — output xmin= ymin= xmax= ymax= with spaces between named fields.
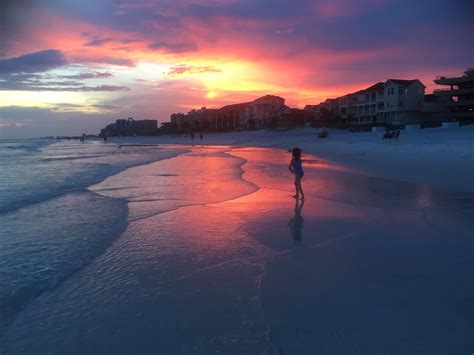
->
xmin=190 ymin=132 xmax=195 ymax=143
xmin=289 ymin=147 xmax=305 ymax=199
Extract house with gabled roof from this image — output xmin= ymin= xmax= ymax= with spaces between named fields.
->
xmin=382 ymin=79 xmax=425 ymax=123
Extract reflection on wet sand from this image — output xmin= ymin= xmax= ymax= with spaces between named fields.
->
xmin=2 ymin=145 xmax=473 ymax=355
xmin=289 ymin=199 xmax=304 ymax=244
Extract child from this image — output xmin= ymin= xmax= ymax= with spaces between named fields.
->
xmin=289 ymin=147 xmax=305 ymax=199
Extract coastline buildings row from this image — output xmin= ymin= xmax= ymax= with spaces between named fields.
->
xmin=305 ymin=79 xmax=427 ymax=126
xmin=98 ymin=68 xmax=473 ymax=136
xmin=169 ymin=68 xmax=473 ymax=132
xmin=170 ymin=95 xmax=306 ymax=132
xmin=305 ymin=68 xmax=473 ymax=126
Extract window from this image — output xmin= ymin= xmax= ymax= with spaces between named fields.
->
xmin=399 ymin=88 xmax=404 ymax=95
xmin=399 ymin=101 xmax=404 ymax=107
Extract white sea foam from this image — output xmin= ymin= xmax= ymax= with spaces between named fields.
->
xmin=0 ymin=139 xmax=187 ymax=336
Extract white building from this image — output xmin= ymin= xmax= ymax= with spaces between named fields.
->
xmin=352 ymin=82 xmax=385 ymax=124
xmin=244 ymin=95 xmax=285 ymax=129
xmin=381 ymin=79 xmax=425 ymax=123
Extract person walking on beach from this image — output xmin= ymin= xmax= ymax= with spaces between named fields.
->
xmin=289 ymin=147 xmax=305 ymax=199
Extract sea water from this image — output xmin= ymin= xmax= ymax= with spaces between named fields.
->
xmin=0 ymin=139 xmax=186 ymax=337
xmin=1 ymin=143 xmax=473 ymax=354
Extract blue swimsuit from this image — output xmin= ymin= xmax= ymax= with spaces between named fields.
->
xmin=292 ymin=158 xmax=304 ymax=177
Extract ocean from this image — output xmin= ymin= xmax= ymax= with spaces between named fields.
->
xmin=1 ymin=140 xmax=473 ymax=354
xmin=0 ymin=139 xmax=184 ymax=337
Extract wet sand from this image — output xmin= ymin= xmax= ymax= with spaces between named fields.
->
xmin=1 ymin=146 xmax=473 ymax=354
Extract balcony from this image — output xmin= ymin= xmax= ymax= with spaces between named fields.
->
xmin=435 ymin=76 xmax=474 ymax=85
xmin=445 ymin=99 xmax=474 ymax=107
xmin=434 ymin=88 xmax=474 ymax=96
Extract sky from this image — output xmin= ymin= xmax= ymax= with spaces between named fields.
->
xmin=0 ymin=0 xmax=473 ymax=138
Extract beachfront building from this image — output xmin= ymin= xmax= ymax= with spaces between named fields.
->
xmin=99 ymin=117 xmax=158 ymax=137
xmin=244 ymin=95 xmax=285 ymax=129
xmin=319 ymin=98 xmax=338 ymax=122
xmin=434 ymin=68 xmax=474 ymax=123
xmin=422 ymin=94 xmax=450 ymax=117
xmin=169 ymin=95 xmax=288 ymax=132
xmin=352 ymin=82 xmax=385 ymax=124
xmin=381 ymin=79 xmax=425 ymax=124
xmin=307 ymin=79 xmax=426 ymax=126
xmin=215 ymin=103 xmax=248 ymax=130
xmin=189 ymin=107 xmax=221 ymax=130
xmin=170 ymin=113 xmax=187 ymax=129
xmin=336 ymin=93 xmax=357 ymax=123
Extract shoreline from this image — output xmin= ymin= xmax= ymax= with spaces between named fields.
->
xmin=110 ymin=125 xmax=474 ymax=194
xmin=2 ymin=144 xmax=473 ymax=354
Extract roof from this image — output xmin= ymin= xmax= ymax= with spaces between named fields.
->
xmin=218 ymin=95 xmax=285 ymax=111
xmin=253 ymin=94 xmax=284 ymax=101
xmin=387 ymin=79 xmax=425 ymax=87
xmin=219 ymin=102 xmax=251 ymax=111
xmin=363 ymin=82 xmax=385 ymax=92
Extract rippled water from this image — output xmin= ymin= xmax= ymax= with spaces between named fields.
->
xmin=0 ymin=139 xmax=186 ymax=336
xmin=1 ymin=144 xmax=473 ymax=354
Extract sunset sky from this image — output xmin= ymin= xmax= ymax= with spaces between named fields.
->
xmin=0 ymin=0 xmax=473 ymax=138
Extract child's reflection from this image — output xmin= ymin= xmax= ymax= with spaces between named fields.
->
xmin=289 ymin=198 xmax=305 ymax=244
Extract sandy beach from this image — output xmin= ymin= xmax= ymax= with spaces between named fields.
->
xmin=1 ymin=131 xmax=473 ymax=354
xmin=111 ymin=125 xmax=474 ymax=193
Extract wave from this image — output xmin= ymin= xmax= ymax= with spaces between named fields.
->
xmin=0 ymin=139 xmax=54 ymax=153
xmin=0 ymin=191 xmax=129 ymax=337
xmin=0 ymin=146 xmax=187 ymax=216
xmin=0 ymin=145 xmax=190 ymax=336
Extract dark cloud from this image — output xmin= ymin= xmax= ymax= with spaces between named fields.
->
xmin=90 ymin=104 xmax=121 ymax=110
xmin=0 ymin=69 xmax=120 ymax=91
xmin=59 ymin=71 xmax=114 ymax=79
xmin=76 ymin=84 xmax=129 ymax=91
xmin=70 ymin=56 xmax=136 ymax=67
xmin=148 ymin=42 xmax=198 ymax=53
xmin=84 ymin=37 xmax=115 ymax=47
xmin=0 ymin=83 xmax=130 ymax=92
xmin=168 ymin=64 xmax=221 ymax=75
xmin=82 ymin=34 xmax=139 ymax=47
xmin=0 ymin=50 xmax=67 ymax=74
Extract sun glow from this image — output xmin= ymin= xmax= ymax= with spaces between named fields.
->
xmin=169 ymin=59 xmax=287 ymax=97
xmin=206 ymin=91 xmax=218 ymax=99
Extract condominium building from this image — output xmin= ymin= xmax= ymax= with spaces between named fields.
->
xmin=381 ymin=79 xmax=425 ymax=123
xmin=314 ymin=79 xmax=425 ymax=125
xmin=337 ymin=95 xmax=352 ymax=122
xmin=169 ymin=95 xmax=286 ymax=131
xmin=434 ymin=68 xmax=474 ymax=122
xmin=244 ymin=95 xmax=285 ymax=129
xmin=100 ymin=117 xmax=158 ymax=136
xmin=352 ymin=82 xmax=385 ymax=124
